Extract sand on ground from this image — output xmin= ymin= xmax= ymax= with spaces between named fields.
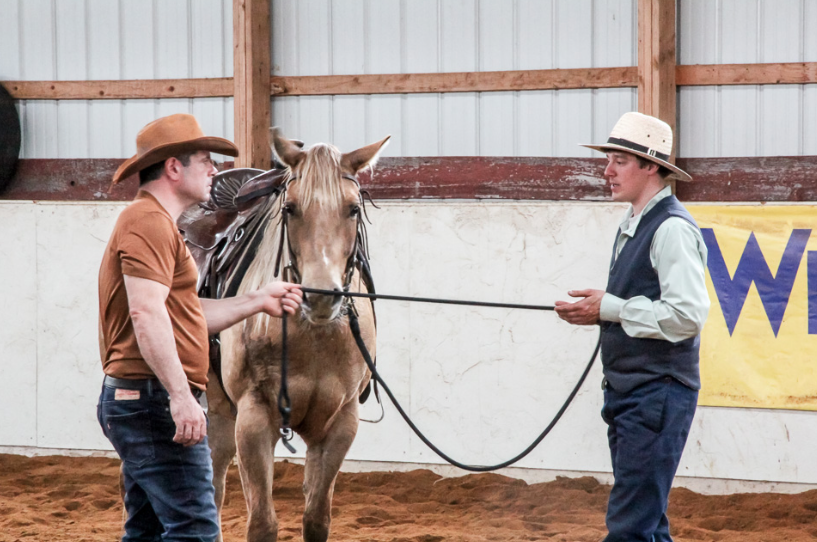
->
xmin=2 ymin=454 xmax=817 ymax=541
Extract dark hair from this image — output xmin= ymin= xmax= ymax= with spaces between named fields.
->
xmin=138 ymin=151 xmax=195 ymax=185
xmin=635 ymin=155 xmax=673 ymax=180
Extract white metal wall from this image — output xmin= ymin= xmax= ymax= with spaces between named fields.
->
xmin=678 ymin=0 xmax=817 ymax=157
xmin=5 ymin=200 xmax=817 ymax=489
xmin=271 ymin=0 xmax=637 ymax=157
xmin=4 ymin=0 xmax=817 ymax=160
xmin=0 ymin=0 xmax=234 ymax=159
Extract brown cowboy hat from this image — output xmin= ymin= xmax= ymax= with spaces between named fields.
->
xmin=580 ymin=112 xmax=692 ymax=182
xmin=111 ymin=113 xmax=239 ymax=185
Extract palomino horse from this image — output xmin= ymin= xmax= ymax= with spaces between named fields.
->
xmin=207 ymin=129 xmax=389 ymax=542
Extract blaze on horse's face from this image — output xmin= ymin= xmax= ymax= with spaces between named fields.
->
xmin=272 ymin=128 xmax=390 ymax=324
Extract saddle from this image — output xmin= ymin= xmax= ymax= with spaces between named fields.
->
xmin=179 ymin=167 xmax=285 ymax=298
xmin=178 ymin=167 xmax=377 ymax=405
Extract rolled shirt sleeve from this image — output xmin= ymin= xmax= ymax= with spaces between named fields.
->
xmin=600 ymin=217 xmax=710 ymax=343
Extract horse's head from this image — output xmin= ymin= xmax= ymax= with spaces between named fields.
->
xmin=272 ymin=128 xmax=389 ymax=325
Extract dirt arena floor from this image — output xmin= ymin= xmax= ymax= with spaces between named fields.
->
xmin=3 ymin=454 xmax=817 ymax=541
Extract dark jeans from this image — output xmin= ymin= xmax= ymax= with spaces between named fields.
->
xmin=601 ymin=376 xmax=698 ymax=542
xmin=97 ymin=379 xmax=219 ymax=542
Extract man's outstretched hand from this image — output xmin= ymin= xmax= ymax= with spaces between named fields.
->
xmin=554 ymin=289 xmax=604 ymax=326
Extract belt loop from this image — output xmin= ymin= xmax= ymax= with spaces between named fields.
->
xmin=147 ymin=379 xmax=154 ymax=397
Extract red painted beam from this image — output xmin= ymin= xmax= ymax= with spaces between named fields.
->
xmin=676 ymin=156 xmax=817 ymax=202
xmin=362 ymin=157 xmax=611 ymax=201
xmin=3 ymin=156 xmax=817 ymax=203
xmin=4 ymin=159 xmax=138 ymax=201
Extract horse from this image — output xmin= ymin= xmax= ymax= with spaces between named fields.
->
xmin=206 ymin=129 xmax=389 ymax=542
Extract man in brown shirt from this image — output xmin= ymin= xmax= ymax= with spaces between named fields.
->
xmin=97 ymin=114 xmax=301 ymax=542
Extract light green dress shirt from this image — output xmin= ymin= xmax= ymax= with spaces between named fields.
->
xmin=598 ymin=186 xmax=710 ymax=343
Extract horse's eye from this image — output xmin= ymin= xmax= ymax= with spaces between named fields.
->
xmin=283 ymin=203 xmax=295 ymax=215
xmin=350 ymin=205 xmax=360 ymax=218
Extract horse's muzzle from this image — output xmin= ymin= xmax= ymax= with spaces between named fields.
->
xmin=301 ymin=288 xmax=344 ymax=324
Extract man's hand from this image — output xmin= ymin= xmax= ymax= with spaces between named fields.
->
xmin=554 ymin=289 xmax=605 ymax=326
xmin=255 ymin=281 xmax=303 ymax=317
xmin=169 ymin=391 xmax=207 ymax=446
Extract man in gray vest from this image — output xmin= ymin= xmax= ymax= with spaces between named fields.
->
xmin=555 ymin=112 xmax=709 ymax=542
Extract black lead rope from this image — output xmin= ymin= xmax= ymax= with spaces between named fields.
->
xmin=281 ymin=286 xmax=601 ymax=472
xmin=278 ymin=313 xmax=296 ymax=453
xmin=303 ymin=287 xmax=558 ymax=312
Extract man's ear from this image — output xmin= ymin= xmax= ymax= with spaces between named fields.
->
xmin=645 ymin=161 xmax=661 ymax=175
xmin=163 ymin=157 xmax=184 ymax=181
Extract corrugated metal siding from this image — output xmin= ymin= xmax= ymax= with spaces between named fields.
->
xmin=678 ymin=0 xmax=817 ymax=157
xmin=271 ymin=0 xmax=637 ymax=157
xmin=1 ymin=0 xmax=234 ymax=159
xmin=7 ymin=0 xmax=814 ymax=160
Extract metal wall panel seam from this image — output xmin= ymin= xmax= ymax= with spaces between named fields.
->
xmin=436 ymin=0 xmax=442 ymax=156
xmin=757 ymin=0 xmax=769 ymax=156
xmin=363 ymin=0 xmax=370 ymax=147
xmin=589 ymin=0 xmax=596 ymax=159
xmin=51 ymin=0 xmax=59 ymax=159
xmin=84 ymin=0 xmax=92 ymax=157
xmin=187 ymin=0 xmax=194 ymax=79
xmin=294 ymin=0 xmax=301 ymax=136
xmin=753 ymin=0 xmax=761 ymax=157
xmin=799 ymin=0 xmax=806 ymax=155
xmin=715 ymin=0 xmax=722 ymax=157
xmin=512 ymin=0 xmax=519 ymax=155
xmin=327 ymin=0 xmax=335 ymax=147
xmin=474 ymin=0 xmax=480 ymax=156
xmin=399 ymin=0 xmax=408 ymax=156
xmin=551 ymin=0 xmax=557 ymax=156
xmin=151 ymin=0 xmax=158 ymax=124
xmin=118 ymin=0 xmax=126 ymax=156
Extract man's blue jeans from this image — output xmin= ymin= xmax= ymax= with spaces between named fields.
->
xmin=601 ymin=376 xmax=698 ymax=542
xmin=97 ymin=379 xmax=219 ymax=542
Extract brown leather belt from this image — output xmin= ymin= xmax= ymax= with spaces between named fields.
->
xmin=103 ymin=375 xmax=203 ymax=399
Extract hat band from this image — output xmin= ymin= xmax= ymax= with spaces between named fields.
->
xmin=607 ymin=137 xmax=670 ymax=162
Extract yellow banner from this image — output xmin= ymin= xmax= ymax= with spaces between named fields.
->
xmin=689 ymin=205 xmax=817 ymax=411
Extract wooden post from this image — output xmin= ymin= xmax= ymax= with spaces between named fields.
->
xmin=638 ymin=0 xmax=678 ymax=190
xmin=233 ymin=0 xmax=271 ymax=169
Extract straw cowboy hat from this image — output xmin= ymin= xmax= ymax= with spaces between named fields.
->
xmin=112 ymin=113 xmax=239 ymax=185
xmin=581 ymin=111 xmax=692 ymax=182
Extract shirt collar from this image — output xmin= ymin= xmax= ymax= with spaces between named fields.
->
xmin=618 ymin=185 xmax=673 ymax=237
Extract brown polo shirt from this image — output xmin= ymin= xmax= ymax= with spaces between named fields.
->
xmin=98 ymin=190 xmax=209 ymax=389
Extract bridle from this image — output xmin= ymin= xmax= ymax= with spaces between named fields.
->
xmin=272 ymin=173 xmax=371 ymax=315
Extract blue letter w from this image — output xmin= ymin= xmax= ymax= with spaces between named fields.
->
xmin=701 ymin=229 xmax=811 ymax=336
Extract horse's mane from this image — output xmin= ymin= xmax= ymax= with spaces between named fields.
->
xmin=235 ymin=143 xmax=347 ymax=337
xmin=294 ymin=143 xmax=345 ymax=211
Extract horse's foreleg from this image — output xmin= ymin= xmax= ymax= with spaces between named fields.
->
xmin=302 ymin=402 xmax=359 ymax=542
xmin=235 ymin=397 xmax=280 ymax=542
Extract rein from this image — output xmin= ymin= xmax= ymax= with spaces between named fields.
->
xmin=282 ymin=286 xmax=601 ymax=472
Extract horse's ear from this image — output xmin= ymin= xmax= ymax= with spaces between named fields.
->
xmin=270 ymin=127 xmax=305 ymax=169
xmin=341 ymin=135 xmax=391 ymax=174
